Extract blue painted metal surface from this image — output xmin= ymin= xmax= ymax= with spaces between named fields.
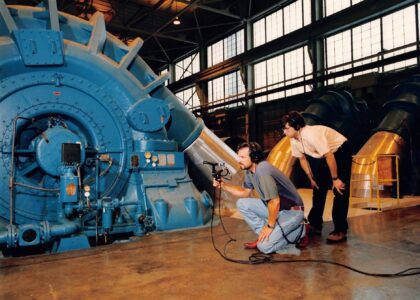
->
xmin=0 ymin=1 xmax=212 ymax=255
xmin=12 ymin=29 xmax=64 ymax=65
xmin=59 ymin=167 xmax=79 ymax=205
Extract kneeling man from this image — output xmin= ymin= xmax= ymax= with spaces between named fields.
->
xmin=214 ymin=142 xmax=306 ymax=254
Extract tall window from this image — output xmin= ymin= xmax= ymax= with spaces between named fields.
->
xmin=207 ymin=71 xmax=245 ymax=108
xmin=253 ymin=46 xmax=313 ymax=103
xmin=352 ymin=20 xmax=381 ymax=77
xmin=207 ymin=29 xmax=244 ymax=67
xmin=253 ymin=0 xmax=311 ymax=48
xmin=326 ymin=29 xmax=353 ymax=84
xmin=325 ymin=5 xmax=418 ymax=85
xmin=324 ymin=0 xmax=364 ymax=17
xmin=175 ymin=87 xmax=200 ymax=110
xmin=382 ymin=5 xmax=417 ymax=72
xmin=175 ymin=52 xmax=200 ymax=81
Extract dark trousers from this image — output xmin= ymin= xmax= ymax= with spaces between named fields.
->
xmin=307 ymin=142 xmax=352 ymax=233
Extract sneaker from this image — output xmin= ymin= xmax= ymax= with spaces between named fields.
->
xmin=297 ymin=224 xmax=310 ymax=249
xmin=243 ymin=239 xmax=258 ymax=249
xmin=326 ymin=231 xmax=347 ymax=243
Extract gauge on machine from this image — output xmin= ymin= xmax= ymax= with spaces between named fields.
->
xmin=144 ymin=151 xmax=152 ymax=159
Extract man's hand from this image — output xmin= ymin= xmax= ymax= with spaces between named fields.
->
xmin=332 ymin=178 xmax=345 ymax=195
xmin=213 ymin=178 xmax=223 ymax=189
xmin=258 ymin=225 xmax=273 ymax=243
xmin=309 ymin=177 xmax=319 ymax=189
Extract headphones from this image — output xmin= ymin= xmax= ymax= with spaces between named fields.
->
xmin=286 ymin=111 xmax=306 ymax=131
xmin=249 ymin=142 xmax=264 ymax=163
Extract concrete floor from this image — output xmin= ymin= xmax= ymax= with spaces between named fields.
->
xmin=1 ymin=200 xmax=419 ymax=300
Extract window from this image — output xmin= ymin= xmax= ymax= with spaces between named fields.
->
xmin=266 ymin=10 xmax=282 ymax=44
xmin=284 ymin=0 xmax=303 ymax=35
xmin=382 ymin=5 xmax=417 ymax=72
xmin=284 ymin=47 xmax=311 ymax=96
xmin=352 ymin=20 xmax=381 ymax=76
xmin=175 ymin=52 xmax=200 ymax=81
xmin=207 ymin=40 xmax=223 ymax=66
xmin=325 ymin=5 xmax=418 ymax=84
xmin=266 ymin=55 xmax=284 ymax=101
xmin=175 ymin=87 xmax=200 ymax=110
xmin=253 ymin=0 xmax=311 ymax=48
xmin=253 ymin=46 xmax=313 ymax=103
xmin=254 ymin=62 xmax=268 ymax=103
xmin=326 ymin=29 xmax=352 ymax=84
xmin=253 ymin=18 xmax=266 ymax=48
xmin=207 ymin=71 xmax=245 ymax=108
xmin=324 ymin=0 xmax=364 ymax=17
xmin=207 ymin=30 xmax=245 ymax=67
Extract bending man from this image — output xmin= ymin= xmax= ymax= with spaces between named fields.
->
xmin=281 ymin=111 xmax=352 ymax=243
xmin=214 ymin=142 xmax=306 ymax=254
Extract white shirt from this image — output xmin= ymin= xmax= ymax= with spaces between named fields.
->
xmin=290 ymin=125 xmax=347 ymax=158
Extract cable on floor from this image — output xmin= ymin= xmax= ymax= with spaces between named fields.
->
xmin=211 ymin=187 xmax=420 ymax=278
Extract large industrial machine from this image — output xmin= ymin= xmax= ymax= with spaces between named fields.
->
xmin=0 ymin=1 xmax=242 ymax=255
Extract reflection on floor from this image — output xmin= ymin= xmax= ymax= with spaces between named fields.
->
xmin=302 ymin=188 xmax=420 ymax=219
xmin=0 ymin=196 xmax=419 ymax=299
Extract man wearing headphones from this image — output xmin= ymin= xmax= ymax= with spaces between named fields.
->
xmin=281 ymin=111 xmax=351 ymax=243
xmin=213 ymin=142 xmax=307 ymax=254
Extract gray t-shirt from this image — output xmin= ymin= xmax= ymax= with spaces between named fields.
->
xmin=243 ymin=161 xmax=303 ymax=210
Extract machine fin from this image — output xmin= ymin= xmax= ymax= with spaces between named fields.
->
xmin=88 ymin=12 xmax=106 ymax=55
xmin=45 ymin=0 xmax=60 ymax=31
xmin=143 ymin=73 xmax=171 ymax=94
xmin=119 ymin=37 xmax=143 ymax=70
xmin=0 ymin=1 xmax=18 ymax=34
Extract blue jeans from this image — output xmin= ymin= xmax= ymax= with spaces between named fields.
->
xmin=237 ymin=198 xmax=305 ymax=254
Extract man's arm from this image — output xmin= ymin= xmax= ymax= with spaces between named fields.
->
xmin=266 ymin=197 xmax=280 ymax=228
xmin=213 ymin=179 xmax=252 ymax=198
xmin=298 ymin=156 xmax=319 ymax=189
xmin=324 ymin=151 xmax=345 ymax=194
xmin=258 ymin=197 xmax=280 ymax=243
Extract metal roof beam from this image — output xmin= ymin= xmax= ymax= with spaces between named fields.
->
xmin=108 ymin=23 xmax=198 ymax=45
xmin=196 ymin=5 xmax=242 ymax=20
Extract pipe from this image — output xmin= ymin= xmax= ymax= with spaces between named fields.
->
xmin=50 ymin=219 xmax=80 ymax=237
xmin=266 ymin=137 xmax=296 ymax=177
xmin=0 ymin=218 xmax=80 ymax=248
xmin=351 ymin=80 xmax=420 ymax=198
xmin=9 ymin=116 xmax=34 ymax=225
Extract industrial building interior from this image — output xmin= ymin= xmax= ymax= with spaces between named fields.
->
xmin=0 ymin=0 xmax=419 ymax=298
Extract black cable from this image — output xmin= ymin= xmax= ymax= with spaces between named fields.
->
xmin=209 ymin=188 xmax=236 ymax=262
xmin=210 ymin=187 xmax=420 ymax=277
xmin=216 ymin=184 xmax=236 ymax=242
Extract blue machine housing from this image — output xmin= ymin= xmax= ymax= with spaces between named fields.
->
xmin=0 ymin=1 xmax=212 ymax=254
